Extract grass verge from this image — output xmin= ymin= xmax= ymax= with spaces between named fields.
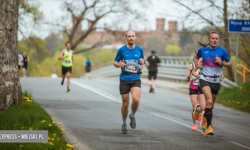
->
xmin=217 ymin=82 xmax=250 ymax=113
xmin=0 ymin=91 xmax=75 ymax=149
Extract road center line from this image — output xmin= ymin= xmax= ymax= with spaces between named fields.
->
xmin=71 ymin=80 xmax=250 ymax=150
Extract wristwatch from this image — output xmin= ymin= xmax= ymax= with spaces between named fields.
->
xmin=220 ymin=61 xmax=224 ymax=66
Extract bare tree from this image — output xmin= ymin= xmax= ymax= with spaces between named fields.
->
xmin=172 ymin=0 xmax=235 ymax=81
xmin=0 ymin=0 xmax=23 ymax=111
xmin=19 ymin=0 xmax=43 ymax=39
xmin=49 ymin=0 xmax=150 ymax=53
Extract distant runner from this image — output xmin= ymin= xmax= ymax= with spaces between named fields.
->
xmin=58 ymin=42 xmax=76 ymax=92
xmin=146 ymin=50 xmax=161 ymax=93
xmin=18 ymin=50 xmax=23 ymax=71
xmin=84 ymin=58 xmax=93 ymax=78
xmin=22 ymin=52 xmax=29 ymax=77
xmin=185 ymin=49 xmax=205 ymax=131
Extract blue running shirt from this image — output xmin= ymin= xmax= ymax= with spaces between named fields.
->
xmin=114 ymin=45 xmax=144 ymax=81
xmin=196 ymin=46 xmax=230 ymax=83
xmin=84 ymin=60 xmax=92 ymax=66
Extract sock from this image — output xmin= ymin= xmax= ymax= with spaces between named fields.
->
xmin=204 ymin=108 xmax=212 ymax=127
xmin=131 ymin=111 xmax=136 ymax=118
xmin=122 ymin=118 xmax=127 ymax=125
xmin=67 ymin=86 xmax=69 ymax=89
xmin=150 ymin=85 xmax=152 ymax=88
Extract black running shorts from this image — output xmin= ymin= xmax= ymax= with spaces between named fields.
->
xmin=23 ymin=64 xmax=28 ymax=70
xmin=189 ymin=87 xmax=203 ymax=95
xmin=119 ymin=79 xmax=141 ymax=95
xmin=85 ymin=66 xmax=91 ymax=73
xmin=198 ymin=86 xmax=204 ymax=95
xmin=62 ymin=66 xmax=72 ymax=75
xmin=199 ymin=79 xmax=220 ymax=95
xmin=148 ymin=70 xmax=158 ymax=79
xmin=189 ymin=88 xmax=198 ymax=95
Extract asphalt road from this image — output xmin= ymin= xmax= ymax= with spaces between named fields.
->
xmin=20 ymin=77 xmax=250 ymax=150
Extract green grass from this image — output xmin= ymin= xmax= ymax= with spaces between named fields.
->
xmin=217 ymin=82 xmax=250 ymax=113
xmin=0 ymin=91 xmax=75 ymax=150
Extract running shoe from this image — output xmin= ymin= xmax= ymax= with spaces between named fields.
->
xmin=61 ymin=80 xmax=64 ymax=85
xmin=193 ymin=104 xmax=200 ymax=120
xmin=207 ymin=125 xmax=214 ymax=135
xmin=151 ymin=88 xmax=155 ymax=94
xmin=192 ymin=124 xmax=197 ymax=130
xmin=121 ymin=125 xmax=127 ymax=134
xmin=149 ymin=87 xmax=153 ymax=93
xmin=67 ymin=87 xmax=70 ymax=92
xmin=197 ymin=112 xmax=202 ymax=121
xmin=129 ymin=114 xmax=136 ymax=129
xmin=201 ymin=116 xmax=207 ymax=129
xmin=203 ymin=128 xmax=209 ymax=137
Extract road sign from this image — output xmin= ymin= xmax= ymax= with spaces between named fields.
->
xmin=228 ymin=19 xmax=250 ymax=33
xmin=228 ymin=19 xmax=250 ymax=83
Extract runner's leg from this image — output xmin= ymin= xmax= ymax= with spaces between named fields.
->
xmin=190 ymin=95 xmax=198 ymax=121
xmin=131 ymin=87 xmax=141 ymax=115
xmin=148 ymin=79 xmax=152 ymax=87
xmin=121 ymin=93 xmax=129 ymax=134
xmin=121 ymin=93 xmax=130 ymax=121
xmin=212 ymin=94 xmax=217 ymax=109
xmin=198 ymin=94 xmax=206 ymax=112
xmin=148 ymin=71 xmax=152 ymax=92
xmin=202 ymin=86 xmax=213 ymax=123
xmin=129 ymin=87 xmax=141 ymax=129
xmin=152 ymin=79 xmax=156 ymax=89
xmin=190 ymin=94 xmax=198 ymax=130
xmin=66 ymin=72 xmax=71 ymax=91
xmin=202 ymin=86 xmax=214 ymax=135
xmin=23 ymin=68 xmax=26 ymax=77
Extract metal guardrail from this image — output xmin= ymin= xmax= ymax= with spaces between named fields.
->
xmin=86 ymin=56 xmax=239 ymax=88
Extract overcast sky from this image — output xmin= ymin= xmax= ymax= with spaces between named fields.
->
xmin=19 ymin=0 xmax=240 ymax=39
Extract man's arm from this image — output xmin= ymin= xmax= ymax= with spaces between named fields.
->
xmin=139 ymin=58 xmax=144 ymax=65
xmin=145 ymin=60 xmax=149 ymax=67
xmin=139 ymin=49 xmax=145 ymax=65
xmin=185 ymin=64 xmax=192 ymax=82
xmin=58 ymin=50 xmax=65 ymax=60
xmin=220 ymin=60 xmax=232 ymax=68
xmin=113 ymin=61 xmax=124 ymax=68
xmin=215 ymin=56 xmax=232 ymax=68
xmin=72 ymin=51 xmax=76 ymax=64
xmin=193 ymin=55 xmax=199 ymax=64
xmin=192 ymin=67 xmax=200 ymax=79
xmin=157 ymin=57 xmax=161 ymax=67
xmin=20 ymin=55 xmax=23 ymax=61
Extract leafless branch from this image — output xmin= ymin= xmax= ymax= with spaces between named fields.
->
xmin=172 ymin=0 xmax=222 ymax=33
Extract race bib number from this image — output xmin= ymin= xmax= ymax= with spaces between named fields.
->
xmin=125 ymin=62 xmax=138 ymax=73
xmin=65 ymin=60 xmax=71 ymax=64
xmin=193 ymin=79 xmax=199 ymax=85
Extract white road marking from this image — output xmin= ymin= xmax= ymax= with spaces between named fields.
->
xmin=71 ymin=80 xmax=121 ymax=103
xmin=72 ymin=80 xmax=250 ymax=150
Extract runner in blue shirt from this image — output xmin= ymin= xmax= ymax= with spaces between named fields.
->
xmin=193 ymin=32 xmax=232 ymax=136
xmin=84 ymin=58 xmax=93 ymax=78
xmin=113 ymin=30 xmax=144 ymax=134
